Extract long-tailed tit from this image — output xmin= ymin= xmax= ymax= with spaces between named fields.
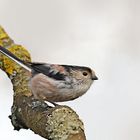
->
xmin=0 ymin=46 xmax=98 ymax=102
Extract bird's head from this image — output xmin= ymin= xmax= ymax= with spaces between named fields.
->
xmin=62 ymin=65 xmax=98 ymax=94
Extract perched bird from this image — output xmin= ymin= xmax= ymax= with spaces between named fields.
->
xmin=0 ymin=46 xmax=98 ymax=102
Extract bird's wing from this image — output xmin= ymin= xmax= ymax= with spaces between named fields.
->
xmin=29 ymin=62 xmax=66 ymax=81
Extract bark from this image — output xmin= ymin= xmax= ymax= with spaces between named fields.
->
xmin=0 ymin=26 xmax=86 ymax=140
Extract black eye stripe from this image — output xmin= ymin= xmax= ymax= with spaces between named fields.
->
xmin=61 ymin=65 xmax=92 ymax=73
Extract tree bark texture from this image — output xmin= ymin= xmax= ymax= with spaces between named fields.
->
xmin=0 ymin=26 xmax=86 ymax=140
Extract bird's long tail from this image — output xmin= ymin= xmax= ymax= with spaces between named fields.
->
xmin=0 ymin=46 xmax=31 ymax=72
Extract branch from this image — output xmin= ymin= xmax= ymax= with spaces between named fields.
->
xmin=0 ymin=26 xmax=86 ymax=140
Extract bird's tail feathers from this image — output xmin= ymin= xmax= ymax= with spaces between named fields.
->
xmin=0 ymin=46 xmax=31 ymax=72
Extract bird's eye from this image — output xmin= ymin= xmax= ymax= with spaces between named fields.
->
xmin=83 ymin=71 xmax=88 ymax=76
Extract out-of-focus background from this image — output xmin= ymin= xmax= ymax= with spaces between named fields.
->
xmin=0 ymin=0 xmax=140 ymax=140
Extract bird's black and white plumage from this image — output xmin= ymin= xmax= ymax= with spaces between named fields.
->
xmin=0 ymin=46 xmax=98 ymax=102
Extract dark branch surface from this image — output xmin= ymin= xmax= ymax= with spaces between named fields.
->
xmin=0 ymin=26 xmax=86 ymax=140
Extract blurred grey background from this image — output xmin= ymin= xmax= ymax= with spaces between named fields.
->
xmin=0 ymin=0 xmax=140 ymax=140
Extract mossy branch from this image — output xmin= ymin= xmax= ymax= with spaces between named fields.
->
xmin=0 ymin=26 xmax=86 ymax=140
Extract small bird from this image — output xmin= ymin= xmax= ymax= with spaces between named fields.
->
xmin=0 ymin=46 xmax=98 ymax=102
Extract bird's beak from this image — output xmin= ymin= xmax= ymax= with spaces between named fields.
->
xmin=92 ymin=75 xmax=98 ymax=80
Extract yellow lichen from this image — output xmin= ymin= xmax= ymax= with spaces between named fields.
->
xmin=0 ymin=26 xmax=9 ymax=40
xmin=3 ymin=45 xmax=31 ymax=75
xmin=0 ymin=26 xmax=31 ymax=76
xmin=0 ymin=40 xmax=3 ymax=46
xmin=46 ymin=107 xmax=84 ymax=140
